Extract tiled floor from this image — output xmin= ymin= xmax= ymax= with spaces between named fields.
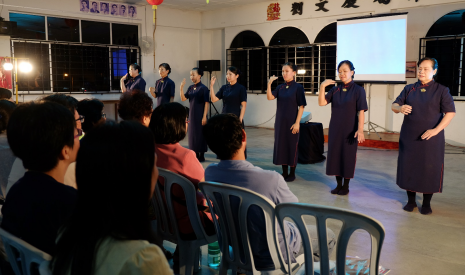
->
xmin=167 ymin=127 xmax=465 ymax=274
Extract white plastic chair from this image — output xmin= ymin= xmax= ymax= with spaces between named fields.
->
xmin=275 ymin=203 xmax=385 ymax=275
xmin=151 ymin=168 xmax=217 ymax=275
xmin=0 ymin=227 xmax=52 ymax=275
xmin=198 ymin=181 xmax=304 ymax=275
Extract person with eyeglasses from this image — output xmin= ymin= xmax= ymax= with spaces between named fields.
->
xmin=77 ymin=99 xmax=106 ymax=135
xmin=2 ymin=102 xmax=79 ymax=255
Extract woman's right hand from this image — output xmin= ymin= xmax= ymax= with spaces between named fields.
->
xmin=400 ymin=104 xmax=412 ymax=115
xmin=321 ymin=79 xmax=336 ymax=88
xmin=210 ymin=76 xmax=216 ymax=88
xmin=268 ymin=75 xmax=279 ymax=83
xmin=121 ymin=73 xmax=128 ymax=81
xmin=181 ymin=78 xmax=186 ymax=89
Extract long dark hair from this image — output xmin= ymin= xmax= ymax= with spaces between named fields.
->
xmin=51 ymin=120 xmax=156 ymax=275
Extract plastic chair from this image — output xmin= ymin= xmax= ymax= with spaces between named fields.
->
xmin=198 ymin=181 xmax=304 ymax=275
xmin=0 ymin=227 xmax=52 ymax=275
xmin=151 ymin=168 xmax=217 ymax=275
xmin=275 ymin=203 xmax=385 ymax=275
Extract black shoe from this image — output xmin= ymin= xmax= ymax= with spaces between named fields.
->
xmin=338 ymin=189 xmax=349 ymax=196
xmin=420 ymin=206 xmax=432 ymax=215
xmin=330 ymin=187 xmax=342 ymax=194
xmin=285 ymin=175 xmax=296 ymax=182
xmin=281 ymin=173 xmax=288 ymax=179
xmin=403 ymin=203 xmax=417 ymax=212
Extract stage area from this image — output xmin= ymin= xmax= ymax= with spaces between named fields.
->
xmin=166 ymin=126 xmax=465 ymax=274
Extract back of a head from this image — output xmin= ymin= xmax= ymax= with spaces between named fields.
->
xmin=0 ymin=88 xmax=12 ymax=100
xmin=7 ymin=102 xmax=75 ymax=172
xmin=118 ymin=90 xmax=153 ymax=122
xmin=0 ymin=100 xmax=17 ymax=134
xmin=77 ymin=99 xmax=104 ymax=133
xmin=149 ymin=102 xmax=187 ymax=144
xmin=203 ymin=114 xmax=243 ymax=160
xmin=52 ymin=120 xmax=155 ymax=274
xmin=42 ymin=94 xmax=78 ymax=114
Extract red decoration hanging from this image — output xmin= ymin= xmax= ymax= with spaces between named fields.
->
xmin=146 ymin=0 xmax=163 ymax=5
xmin=267 ymin=3 xmax=280 ymax=21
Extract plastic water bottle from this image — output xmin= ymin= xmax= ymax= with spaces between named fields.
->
xmin=207 ymin=241 xmax=221 ymax=267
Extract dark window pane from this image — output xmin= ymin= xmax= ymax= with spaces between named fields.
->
xmin=426 ymin=10 xmax=465 ymax=37
xmin=81 ymin=20 xmax=110 ymax=44
xmin=12 ymin=42 xmax=51 ymax=91
xmin=314 ymin=23 xmax=337 ymax=43
xmin=48 ymin=17 xmax=80 ymax=42
xmin=10 ymin=13 xmax=46 ymax=40
xmin=112 ymin=24 xmax=138 ymax=46
xmin=269 ymin=27 xmax=310 ymax=46
xmin=230 ymin=31 xmax=265 ymax=48
xmin=111 ymin=48 xmax=139 ymax=90
xmin=249 ymin=49 xmax=267 ymax=91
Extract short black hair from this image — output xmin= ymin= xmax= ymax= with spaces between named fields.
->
xmin=112 ymin=4 xmax=117 ymax=7
xmin=192 ymin=67 xmax=204 ymax=77
xmin=228 ymin=66 xmax=241 ymax=76
xmin=42 ymin=94 xmax=78 ymax=114
xmin=0 ymin=100 xmax=16 ymax=134
xmin=77 ymin=99 xmax=104 ymax=133
xmin=418 ymin=57 xmax=438 ymax=76
xmin=337 ymin=60 xmax=355 ymax=79
xmin=159 ymin=63 xmax=171 ymax=75
xmin=149 ymin=102 xmax=187 ymax=144
xmin=203 ymin=114 xmax=243 ymax=160
xmin=130 ymin=63 xmax=142 ymax=74
xmin=118 ymin=90 xmax=153 ymax=122
xmin=0 ymin=88 xmax=12 ymax=100
xmin=7 ymin=102 xmax=76 ymax=172
xmin=283 ymin=62 xmax=298 ymax=72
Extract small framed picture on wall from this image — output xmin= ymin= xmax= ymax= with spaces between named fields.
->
xmin=110 ymin=3 xmax=119 ymax=15
xmin=100 ymin=2 xmax=109 ymax=14
xmin=406 ymin=61 xmax=417 ymax=78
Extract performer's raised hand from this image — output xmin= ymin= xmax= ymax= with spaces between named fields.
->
xmin=320 ymin=79 xmax=336 ymax=88
xmin=149 ymin=87 xmax=156 ymax=98
xmin=121 ymin=73 xmax=128 ymax=81
xmin=180 ymin=78 xmax=186 ymax=89
xmin=269 ymin=75 xmax=279 ymax=83
xmin=400 ymin=104 xmax=412 ymax=115
xmin=210 ymin=76 xmax=216 ymax=88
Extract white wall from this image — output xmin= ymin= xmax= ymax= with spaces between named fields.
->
xmin=200 ymin=0 xmax=465 ymax=145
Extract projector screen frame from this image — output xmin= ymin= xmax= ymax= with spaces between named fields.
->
xmin=336 ymin=12 xmax=409 ymax=84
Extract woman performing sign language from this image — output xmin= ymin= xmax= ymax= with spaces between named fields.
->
xmin=392 ymin=57 xmax=455 ymax=215
xmin=319 ymin=60 xmax=367 ymax=195
xmin=180 ymin=68 xmax=210 ymax=162
xmin=267 ymin=62 xmax=307 ymax=182
xmin=149 ymin=63 xmax=175 ymax=106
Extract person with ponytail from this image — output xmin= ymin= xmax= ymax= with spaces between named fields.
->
xmin=267 ymin=62 xmax=307 ymax=182
xmin=180 ymin=67 xmax=210 ymax=162
xmin=319 ymin=60 xmax=368 ymax=195
xmin=120 ymin=63 xmax=146 ymax=93
xmin=149 ymin=63 xmax=175 ymax=106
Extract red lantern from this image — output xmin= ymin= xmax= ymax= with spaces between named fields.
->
xmin=146 ymin=0 xmax=163 ymax=5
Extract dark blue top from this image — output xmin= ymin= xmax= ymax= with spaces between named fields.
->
xmin=216 ymin=83 xmax=247 ymax=118
xmin=1 ymin=171 xmax=77 ymax=254
xmin=155 ymin=76 xmax=175 ymax=106
xmin=124 ymin=75 xmax=146 ymax=93
xmin=205 ymin=160 xmax=300 ymax=270
xmin=185 ymin=81 xmax=210 ymax=152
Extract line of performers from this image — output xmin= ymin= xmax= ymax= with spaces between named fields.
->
xmin=120 ymin=58 xmax=456 ymax=216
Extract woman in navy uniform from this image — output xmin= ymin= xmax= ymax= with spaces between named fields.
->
xmin=392 ymin=57 xmax=455 ymax=215
xmin=210 ymin=66 xmax=247 ymax=157
xmin=180 ymin=68 xmax=210 ymax=162
xmin=149 ymin=63 xmax=175 ymax=106
xmin=319 ymin=60 xmax=367 ymax=195
xmin=120 ymin=63 xmax=146 ymax=93
xmin=267 ymin=62 xmax=307 ymax=182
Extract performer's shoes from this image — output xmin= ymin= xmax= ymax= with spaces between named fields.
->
xmin=420 ymin=206 xmax=432 ymax=215
xmin=285 ymin=175 xmax=296 ymax=182
xmin=281 ymin=173 xmax=288 ymax=179
xmin=330 ymin=187 xmax=342 ymax=194
xmin=338 ymin=189 xmax=349 ymax=196
xmin=402 ymin=202 xmax=417 ymax=212
xmin=198 ymin=156 xmax=205 ymax=162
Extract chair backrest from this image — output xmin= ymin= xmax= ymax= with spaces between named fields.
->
xmin=152 ymin=168 xmax=216 ymax=244
xmin=275 ymin=203 xmax=385 ymax=275
xmin=199 ymin=181 xmax=287 ymax=274
xmin=0 ymin=227 xmax=52 ymax=275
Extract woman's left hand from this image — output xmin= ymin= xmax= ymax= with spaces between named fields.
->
xmin=202 ymin=117 xmax=207 ymax=126
xmin=290 ymin=123 xmax=300 ymax=134
xmin=421 ymin=129 xmax=439 ymax=140
xmin=354 ymin=129 xmax=365 ymax=143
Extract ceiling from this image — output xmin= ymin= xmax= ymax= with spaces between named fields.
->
xmin=132 ymin=0 xmax=270 ymax=11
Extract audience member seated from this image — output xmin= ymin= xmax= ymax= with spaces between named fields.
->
xmin=0 ymin=100 xmax=16 ymax=198
xmin=42 ymin=94 xmax=82 ymax=131
xmin=51 ymin=120 xmax=173 ymax=275
xmin=118 ymin=90 xmax=153 ymax=127
xmin=76 ymin=99 xmax=106 ymax=134
xmin=0 ymin=88 xmax=12 ymax=101
xmin=203 ymin=114 xmax=337 ymax=270
xmin=149 ymin=103 xmax=215 ymax=270
xmin=1 ymin=102 xmax=79 ymax=255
